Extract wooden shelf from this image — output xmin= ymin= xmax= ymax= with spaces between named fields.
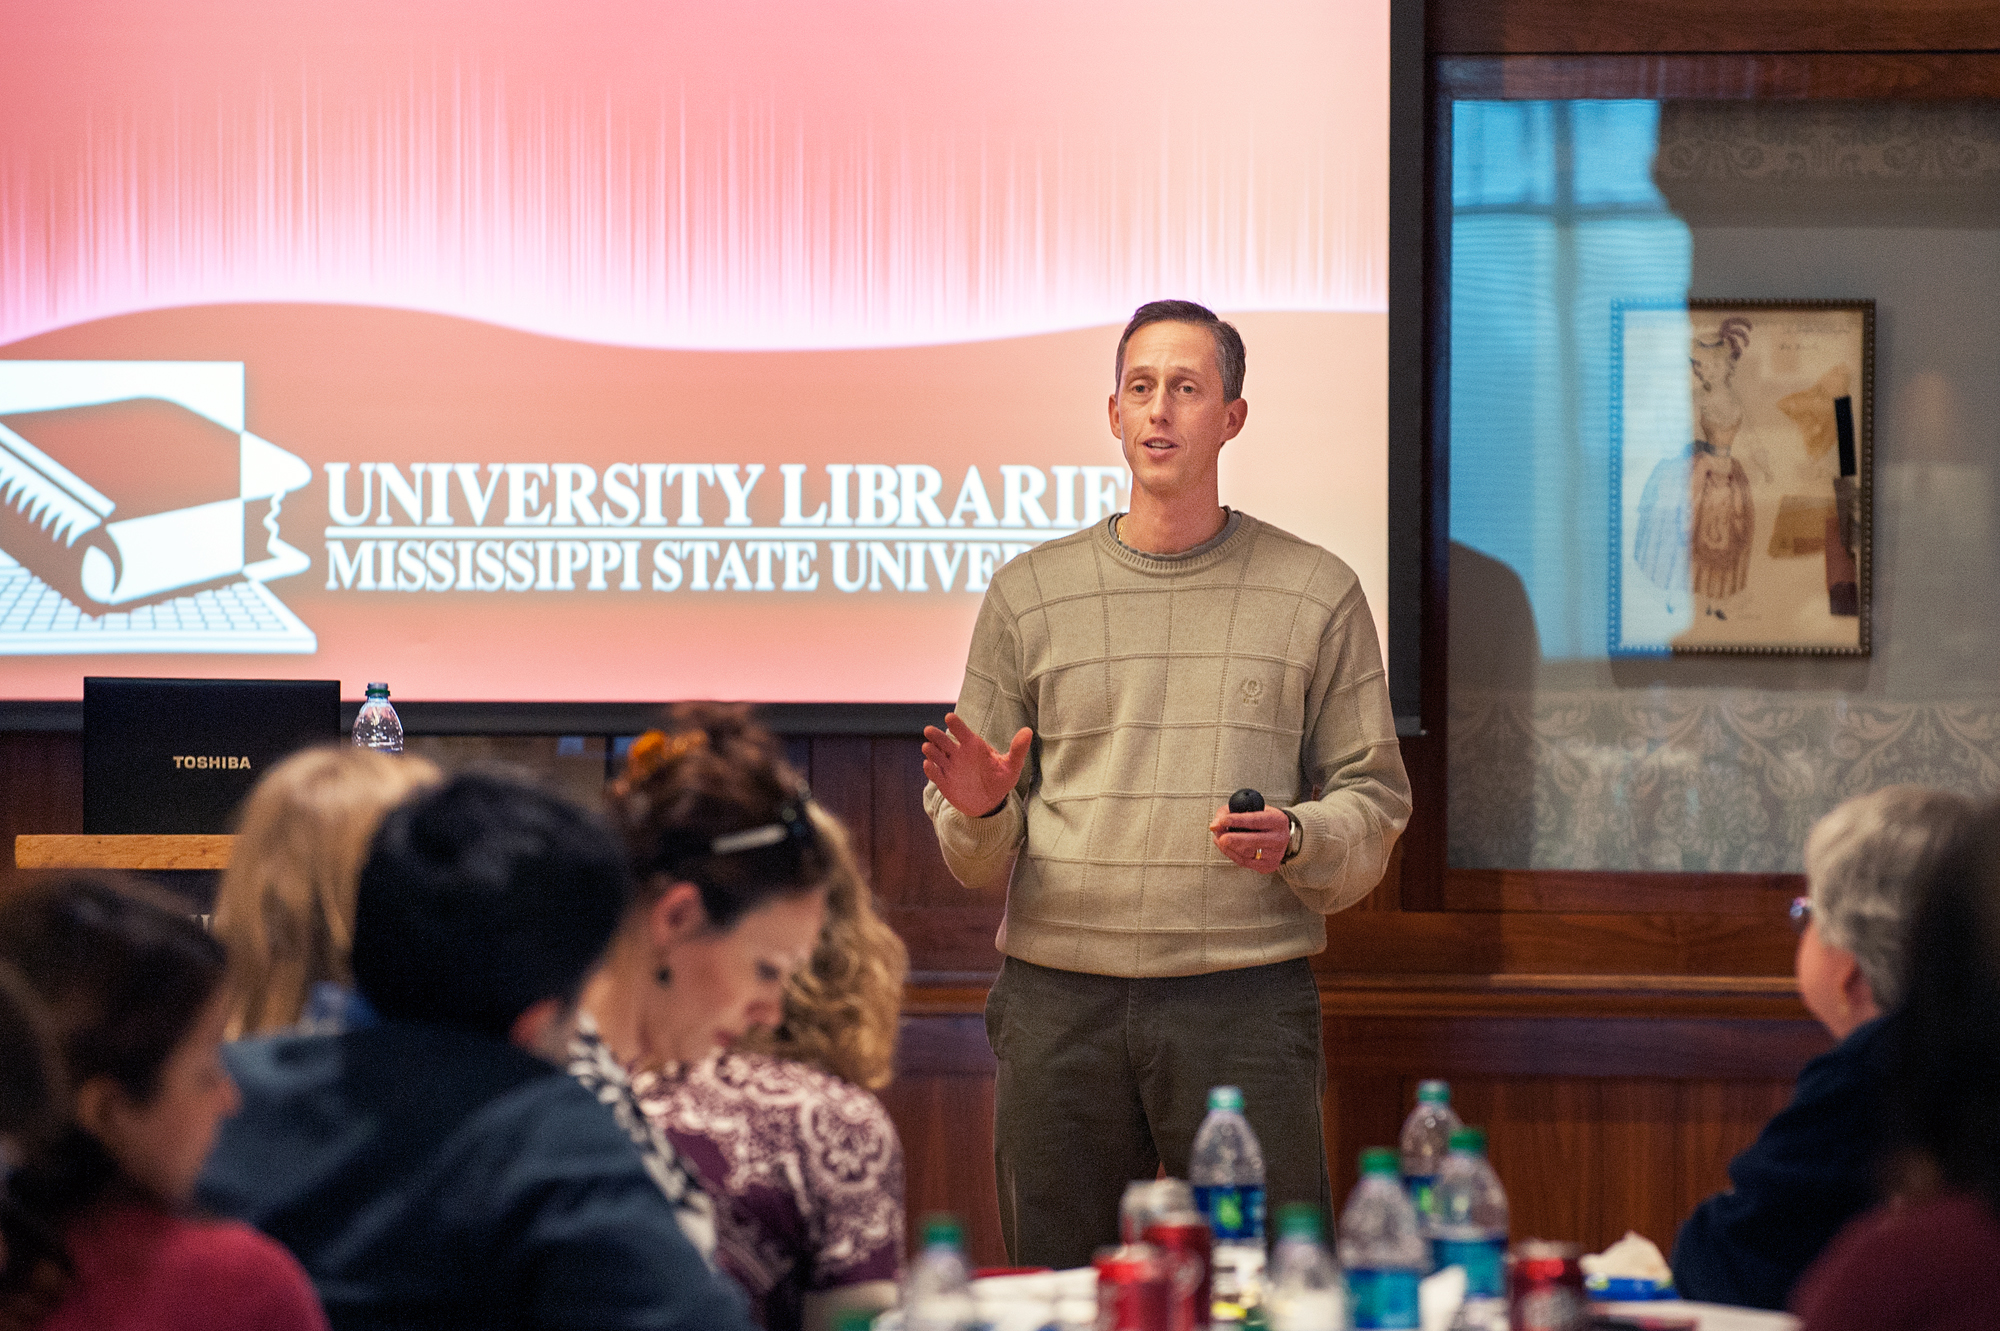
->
xmin=15 ymin=834 xmax=235 ymax=872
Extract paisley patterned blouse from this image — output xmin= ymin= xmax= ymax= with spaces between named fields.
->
xmin=632 ymin=1050 xmax=905 ymax=1331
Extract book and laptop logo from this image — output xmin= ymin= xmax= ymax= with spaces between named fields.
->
xmin=0 ymin=362 xmax=317 ymax=654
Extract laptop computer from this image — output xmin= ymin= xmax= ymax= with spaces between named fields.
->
xmin=83 ymin=677 xmax=343 ymax=834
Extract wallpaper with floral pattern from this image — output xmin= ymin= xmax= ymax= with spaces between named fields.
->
xmin=1449 ymin=690 xmax=2000 ymax=871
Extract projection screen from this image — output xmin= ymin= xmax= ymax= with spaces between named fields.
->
xmin=0 ymin=0 xmax=1388 ymax=703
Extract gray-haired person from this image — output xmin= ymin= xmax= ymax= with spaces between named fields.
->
xmin=1671 ymin=785 xmax=1977 ymax=1311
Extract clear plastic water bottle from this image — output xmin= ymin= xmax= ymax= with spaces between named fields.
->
xmin=352 ymin=682 xmax=403 ymax=753
xmin=1267 ymin=1203 xmax=1345 ymax=1331
xmin=905 ymin=1213 xmax=978 ymax=1331
xmin=1337 ymin=1148 xmax=1427 ymax=1330
xmin=1189 ymin=1085 xmax=1267 ymax=1323
xmin=1399 ymin=1079 xmax=1462 ymax=1219
xmin=1428 ymin=1127 xmax=1509 ymax=1327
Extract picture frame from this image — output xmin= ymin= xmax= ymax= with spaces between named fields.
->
xmin=1610 ymin=298 xmax=1873 ymax=656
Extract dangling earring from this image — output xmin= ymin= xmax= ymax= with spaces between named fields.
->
xmin=655 ymin=965 xmax=673 ymax=986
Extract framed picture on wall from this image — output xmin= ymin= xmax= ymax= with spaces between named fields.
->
xmin=1610 ymin=298 xmax=1873 ymax=656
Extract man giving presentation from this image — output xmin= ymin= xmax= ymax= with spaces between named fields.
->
xmin=921 ymin=299 xmax=1411 ymax=1269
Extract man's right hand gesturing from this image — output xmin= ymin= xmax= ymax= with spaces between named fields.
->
xmin=922 ymin=713 xmax=1034 ymax=819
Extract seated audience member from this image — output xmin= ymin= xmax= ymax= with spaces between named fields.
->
xmin=635 ymin=801 xmax=910 ymax=1331
xmin=212 ymin=746 xmax=440 ymax=1037
xmin=0 ymin=963 xmax=60 ymax=1157
xmin=0 ymin=876 xmax=326 ymax=1331
xmin=571 ymin=706 xmax=836 ymax=1265
xmin=1793 ymin=798 xmax=2000 ymax=1330
xmin=0 ymin=961 xmax=65 ymax=1325
xmin=1671 ymin=786 xmax=1975 ymax=1310
xmin=198 ymin=772 xmax=758 ymax=1331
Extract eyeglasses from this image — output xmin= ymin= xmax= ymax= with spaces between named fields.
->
xmin=1789 ymin=896 xmax=1813 ymax=934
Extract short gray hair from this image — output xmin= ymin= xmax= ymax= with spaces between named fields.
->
xmin=1804 ymin=785 xmax=1977 ymax=1011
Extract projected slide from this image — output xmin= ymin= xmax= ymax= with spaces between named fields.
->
xmin=0 ymin=0 xmax=1388 ymax=702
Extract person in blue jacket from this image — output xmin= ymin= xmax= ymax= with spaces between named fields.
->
xmin=198 ymin=771 xmax=758 ymax=1331
xmin=1671 ymin=785 xmax=1975 ymax=1311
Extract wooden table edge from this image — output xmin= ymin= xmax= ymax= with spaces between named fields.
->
xmin=14 ymin=834 xmax=236 ymax=871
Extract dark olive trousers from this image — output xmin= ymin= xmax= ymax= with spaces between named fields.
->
xmin=984 ymin=955 xmax=1331 ymax=1271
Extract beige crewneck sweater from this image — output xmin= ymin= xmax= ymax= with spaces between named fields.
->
xmin=923 ymin=510 xmax=1411 ymax=977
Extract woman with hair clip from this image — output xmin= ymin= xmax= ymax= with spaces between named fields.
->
xmin=212 ymin=746 xmax=441 ymax=1038
xmin=0 ymin=875 xmax=325 ymax=1331
xmin=570 ymin=702 xmax=837 ymax=1269
xmin=635 ymin=802 xmax=910 ymax=1331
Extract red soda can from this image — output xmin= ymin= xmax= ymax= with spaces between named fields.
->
xmin=1142 ymin=1210 xmax=1213 ymax=1331
xmin=1510 ymin=1240 xmax=1586 ymax=1331
xmin=1120 ymin=1180 xmax=1162 ymax=1244
xmin=1095 ymin=1243 xmax=1172 ymax=1331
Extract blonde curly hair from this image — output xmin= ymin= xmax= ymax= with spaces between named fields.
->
xmin=213 ymin=745 xmax=441 ymax=1038
xmin=736 ymin=803 xmax=908 ymax=1091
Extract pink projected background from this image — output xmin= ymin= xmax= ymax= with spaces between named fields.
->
xmin=0 ymin=0 xmax=1389 ymax=702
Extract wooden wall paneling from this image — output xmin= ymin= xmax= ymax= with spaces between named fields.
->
xmin=1504 ymin=1079 xmax=1616 ymax=1247
xmin=1324 ymin=1071 xmax=1785 ymax=1258
xmin=1324 ymin=1013 xmax=1826 ymax=1081
xmin=804 ymin=736 xmax=875 ymax=869
xmin=884 ymin=1013 xmax=1007 ymax=1267
xmin=1317 ymin=976 xmax=1806 ymax=1023
xmin=1420 ymin=1076 xmax=1784 ymax=1255
xmin=1441 ymin=870 xmax=1801 ymax=916
xmin=889 ymin=1010 xmax=1809 ymax=1269
xmin=1595 ymin=1080 xmax=1683 ymax=1251
xmin=868 ymin=738 xmax=959 ymax=909
xmin=1465 ymin=1079 xmax=1606 ymax=1248
xmin=877 ymin=1071 xmax=1008 ymax=1268
xmin=871 ymin=736 xmax=1008 ymax=977
xmin=1322 ymin=911 xmax=1798 ymax=977
xmin=883 ymin=908 xmax=1005 ymax=979
xmin=0 ymin=732 xmax=83 ymax=867
xmin=1429 ymin=0 xmax=2000 ymax=56
xmin=1674 ymin=1079 xmax=1797 ymax=1220
xmin=1437 ymin=53 xmax=2000 ymax=102
xmin=1327 ymin=1071 xmax=1413 ymax=1212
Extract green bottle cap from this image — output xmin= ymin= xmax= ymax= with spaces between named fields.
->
xmin=365 ymin=682 xmax=389 ymax=698
xmin=831 ymin=1311 xmax=879 ymax=1331
xmin=1276 ymin=1203 xmax=1324 ymax=1239
xmin=1208 ymin=1085 xmax=1245 ymax=1112
xmin=1448 ymin=1126 xmax=1488 ymax=1155
xmin=1360 ymin=1146 xmax=1400 ymax=1176
xmin=921 ymin=1213 xmax=964 ymax=1248
xmin=1417 ymin=1079 xmax=1451 ymax=1104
